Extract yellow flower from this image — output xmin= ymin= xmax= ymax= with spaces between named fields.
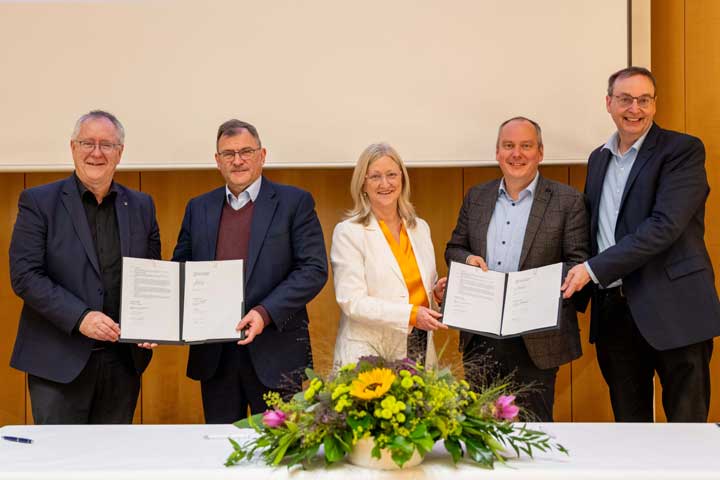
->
xmin=334 ymin=395 xmax=352 ymax=413
xmin=304 ymin=388 xmax=316 ymax=401
xmin=380 ymin=396 xmax=396 ymax=409
xmin=349 ymin=368 xmax=396 ymax=400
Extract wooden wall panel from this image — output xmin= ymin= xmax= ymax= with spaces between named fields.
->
xmin=651 ymin=0 xmax=686 ymax=132
xmin=684 ymin=0 xmax=720 ymax=423
xmin=0 ymin=173 xmax=28 ymax=426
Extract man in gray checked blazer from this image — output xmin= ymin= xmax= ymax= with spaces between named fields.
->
xmin=445 ymin=117 xmax=589 ymax=421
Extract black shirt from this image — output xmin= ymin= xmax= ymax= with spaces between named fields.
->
xmin=75 ymin=174 xmax=122 ymax=324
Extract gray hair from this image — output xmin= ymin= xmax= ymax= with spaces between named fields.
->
xmin=216 ymin=119 xmax=262 ymax=150
xmin=607 ymin=66 xmax=657 ymax=96
xmin=71 ymin=110 xmax=125 ymax=144
xmin=497 ymin=116 xmax=543 ymax=148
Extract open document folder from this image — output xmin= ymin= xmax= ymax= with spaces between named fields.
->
xmin=441 ymin=261 xmax=562 ymax=338
xmin=119 ymin=257 xmax=245 ymax=344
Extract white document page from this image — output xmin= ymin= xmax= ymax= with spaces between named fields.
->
xmin=442 ymin=262 xmax=506 ymax=335
xmin=501 ymin=262 xmax=563 ymax=335
xmin=182 ymin=260 xmax=244 ymax=342
xmin=120 ymin=257 xmax=180 ymax=342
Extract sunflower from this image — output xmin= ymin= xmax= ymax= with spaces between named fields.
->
xmin=349 ymin=368 xmax=396 ymax=400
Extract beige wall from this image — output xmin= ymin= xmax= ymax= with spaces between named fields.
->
xmin=0 ymin=1 xmax=627 ymax=170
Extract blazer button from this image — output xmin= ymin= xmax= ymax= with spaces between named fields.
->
xmin=97 ymin=288 xmax=103 ymax=295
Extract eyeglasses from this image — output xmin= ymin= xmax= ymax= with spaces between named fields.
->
xmin=217 ymin=147 xmax=261 ymax=162
xmin=613 ymin=94 xmax=656 ymax=108
xmin=74 ymin=140 xmax=122 ymax=153
xmin=366 ymin=172 xmax=401 ymax=184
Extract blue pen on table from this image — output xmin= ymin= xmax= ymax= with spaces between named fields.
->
xmin=2 ymin=436 xmax=33 ymax=444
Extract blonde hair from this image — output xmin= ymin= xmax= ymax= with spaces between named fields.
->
xmin=346 ymin=143 xmax=417 ymax=228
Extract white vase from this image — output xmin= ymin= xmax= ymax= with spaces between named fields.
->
xmin=347 ymin=437 xmax=423 ymax=470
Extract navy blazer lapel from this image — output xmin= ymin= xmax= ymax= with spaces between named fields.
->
xmin=519 ymin=176 xmax=551 ymax=269
xmin=619 ymin=123 xmax=660 ymax=210
xmin=205 ymin=187 xmax=226 ymax=260
xmin=114 ymin=186 xmax=130 ymax=257
xmin=246 ymin=178 xmax=278 ymax=283
xmin=60 ymin=176 xmax=101 ymax=276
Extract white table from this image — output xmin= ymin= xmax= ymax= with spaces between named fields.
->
xmin=1 ymin=423 xmax=719 ymax=479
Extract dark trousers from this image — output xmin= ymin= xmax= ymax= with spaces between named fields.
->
xmin=28 ymin=347 xmax=141 ymax=424
xmin=463 ymin=335 xmax=558 ymax=422
xmin=596 ymin=288 xmax=713 ymax=422
xmin=201 ymin=343 xmax=292 ymax=424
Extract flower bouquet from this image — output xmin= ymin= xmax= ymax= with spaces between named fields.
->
xmin=225 ymin=355 xmax=566 ymax=469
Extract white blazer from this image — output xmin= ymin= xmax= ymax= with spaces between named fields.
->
xmin=331 ymin=214 xmax=438 ymax=368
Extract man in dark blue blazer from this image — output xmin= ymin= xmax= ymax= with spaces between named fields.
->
xmin=9 ymin=111 xmax=161 ymax=424
xmin=562 ymin=67 xmax=720 ymax=421
xmin=172 ymin=120 xmax=328 ymax=423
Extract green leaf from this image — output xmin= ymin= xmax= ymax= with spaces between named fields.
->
xmin=270 ymin=431 xmax=298 ymax=465
xmin=305 ymin=368 xmax=319 ymax=380
xmin=389 ymin=435 xmax=415 ymax=455
xmin=390 ymin=448 xmax=413 ymax=468
xmin=409 ymin=423 xmax=428 ymax=440
xmin=444 ymin=438 xmax=463 ymax=464
xmin=324 ymin=434 xmax=344 ymax=463
xmin=304 ymin=442 xmax=321 ymax=463
xmin=482 ymin=432 xmax=505 ymax=453
xmin=409 ymin=424 xmax=435 ymax=455
xmin=340 ymin=430 xmax=354 ymax=453
xmin=347 ymin=414 xmax=373 ymax=432
xmin=371 ymin=441 xmax=382 ymax=459
xmin=465 ymin=436 xmax=494 ymax=468
xmin=433 ymin=417 xmax=448 ymax=437
xmin=233 ymin=412 xmax=264 ymax=430
xmin=333 ymin=432 xmax=351 ymax=453
xmin=224 ymin=438 xmax=247 ymax=467
xmin=388 ymin=437 xmax=415 ymax=468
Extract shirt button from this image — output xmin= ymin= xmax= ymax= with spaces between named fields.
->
xmin=498 ymin=261 xmax=502 ymax=265
xmin=502 ymin=241 xmax=506 ymax=245
xmin=511 ymin=203 xmax=516 ymax=206
xmin=506 ymin=221 xmax=510 ymax=225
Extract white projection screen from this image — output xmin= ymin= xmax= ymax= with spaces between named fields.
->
xmin=0 ymin=0 xmax=631 ymax=170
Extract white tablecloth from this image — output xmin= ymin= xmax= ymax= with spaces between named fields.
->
xmin=1 ymin=423 xmax=719 ymax=479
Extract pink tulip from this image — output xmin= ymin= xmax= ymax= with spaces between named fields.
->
xmin=262 ymin=409 xmax=287 ymax=427
xmin=493 ymin=395 xmax=520 ymax=421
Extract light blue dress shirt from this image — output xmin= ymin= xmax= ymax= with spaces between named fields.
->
xmin=486 ymin=173 xmax=539 ymax=273
xmin=225 ymin=176 xmax=262 ymax=210
xmin=586 ymin=130 xmax=649 ymax=287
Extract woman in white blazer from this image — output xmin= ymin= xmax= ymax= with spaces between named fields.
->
xmin=331 ymin=143 xmax=447 ymax=369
